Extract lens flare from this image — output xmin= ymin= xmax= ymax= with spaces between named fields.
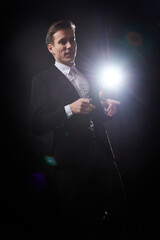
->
xmin=44 ymin=156 xmax=57 ymax=166
xmin=126 ymin=31 xmax=144 ymax=46
xmin=99 ymin=65 xmax=123 ymax=90
xmin=27 ymin=173 xmax=45 ymax=190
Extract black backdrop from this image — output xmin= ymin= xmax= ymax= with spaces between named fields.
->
xmin=2 ymin=0 xmax=160 ymax=238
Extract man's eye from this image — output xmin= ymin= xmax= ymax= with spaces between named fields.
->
xmin=70 ymin=39 xmax=75 ymax=43
xmin=59 ymin=40 xmax=66 ymax=45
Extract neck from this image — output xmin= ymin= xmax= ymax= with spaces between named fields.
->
xmin=64 ymin=61 xmax=75 ymax=67
xmin=56 ymin=60 xmax=75 ymax=67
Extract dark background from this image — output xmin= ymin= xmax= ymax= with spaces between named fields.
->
xmin=1 ymin=0 xmax=160 ymax=238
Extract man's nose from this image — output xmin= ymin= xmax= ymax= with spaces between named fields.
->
xmin=66 ymin=41 xmax=72 ymax=48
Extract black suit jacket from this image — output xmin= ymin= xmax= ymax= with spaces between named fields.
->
xmin=31 ymin=65 xmax=114 ymax=167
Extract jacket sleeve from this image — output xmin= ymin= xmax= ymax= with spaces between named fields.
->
xmin=30 ymin=75 xmax=67 ymax=136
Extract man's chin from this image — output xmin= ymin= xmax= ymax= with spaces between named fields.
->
xmin=63 ymin=58 xmax=75 ymax=66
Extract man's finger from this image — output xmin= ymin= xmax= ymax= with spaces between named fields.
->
xmin=106 ymin=107 xmax=110 ymax=113
xmin=111 ymin=100 xmax=120 ymax=105
xmin=81 ymin=98 xmax=92 ymax=104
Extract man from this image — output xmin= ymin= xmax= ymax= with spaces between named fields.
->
xmin=31 ymin=20 xmax=127 ymax=238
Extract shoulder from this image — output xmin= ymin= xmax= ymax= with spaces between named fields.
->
xmin=32 ymin=66 xmax=58 ymax=83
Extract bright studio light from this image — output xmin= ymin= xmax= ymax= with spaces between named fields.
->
xmin=100 ymin=65 xmax=123 ymax=90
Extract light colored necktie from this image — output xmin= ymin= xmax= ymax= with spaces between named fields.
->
xmin=70 ymin=67 xmax=89 ymax=98
xmin=69 ymin=68 xmax=85 ymax=98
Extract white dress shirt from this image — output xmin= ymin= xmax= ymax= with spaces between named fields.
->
xmin=55 ymin=61 xmax=90 ymax=118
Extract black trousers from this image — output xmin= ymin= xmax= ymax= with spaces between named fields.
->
xmin=54 ymin=133 xmax=128 ymax=238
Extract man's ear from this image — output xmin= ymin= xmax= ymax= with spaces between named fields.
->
xmin=47 ymin=43 xmax=55 ymax=55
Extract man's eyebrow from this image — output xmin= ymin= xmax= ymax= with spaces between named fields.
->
xmin=58 ymin=38 xmax=66 ymax=43
xmin=58 ymin=36 xmax=75 ymax=43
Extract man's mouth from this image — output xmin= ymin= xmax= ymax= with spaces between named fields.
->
xmin=65 ymin=52 xmax=74 ymax=57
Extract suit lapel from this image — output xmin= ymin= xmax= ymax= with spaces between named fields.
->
xmin=50 ymin=66 xmax=80 ymax=102
xmin=50 ymin=65 xmax=100 ymax=104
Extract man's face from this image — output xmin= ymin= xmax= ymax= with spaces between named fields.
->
xmin=48 ymin=28 xmax=77 ymax=66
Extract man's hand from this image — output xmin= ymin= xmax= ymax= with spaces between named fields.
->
xmin=70 ymin=98 xmax=96 ymax=114
xmin=99 ymin=90 xmax=120 ymax=117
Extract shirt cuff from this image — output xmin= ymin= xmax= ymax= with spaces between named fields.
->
xmin=64 ymin=105 xmax=73 ymax=119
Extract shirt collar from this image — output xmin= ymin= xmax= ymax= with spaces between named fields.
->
xmin=55 ymin=61 xmax=76 ymax=75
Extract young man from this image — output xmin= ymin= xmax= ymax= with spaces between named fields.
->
xmin=31 ymin=20 xmax=127 ymax=238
